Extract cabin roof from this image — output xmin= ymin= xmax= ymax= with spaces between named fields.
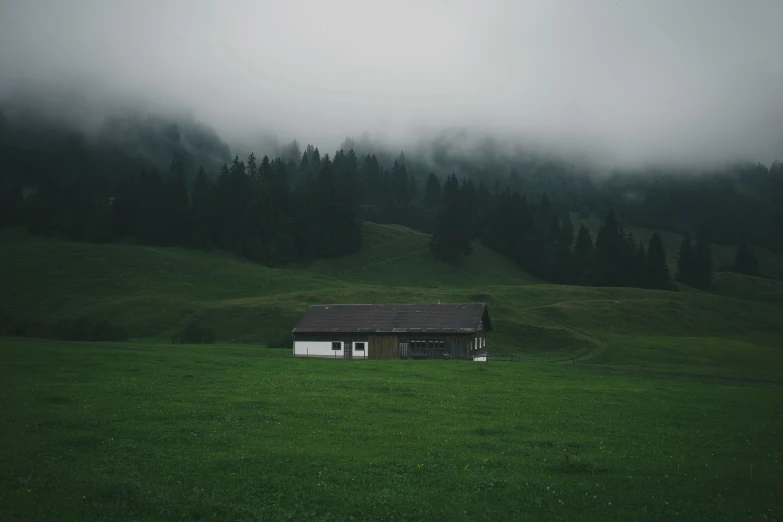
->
xmin=292 ymin=303 xmax=492 ymax=334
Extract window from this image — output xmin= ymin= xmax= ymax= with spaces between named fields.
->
xmin=355 ymin=342 xmax=365 ymax=351
xmin=331 ymin=342 xmax=341 ymax=351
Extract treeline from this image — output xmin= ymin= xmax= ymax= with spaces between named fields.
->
xmin=13 ymin=150 xmax=365 ymax=264
xmin=0 ymin=316 xmax=128 ymax=342
xmin=675 ymin=232 xmax=713 ymax=289
xmin=470 ymin=190 xmax=676 ymax=290
xmin=2 ymin=139 xmax=778 ymax=289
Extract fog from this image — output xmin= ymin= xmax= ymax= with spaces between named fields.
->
xmin=1 ymin=0 xmax=782 ymax=166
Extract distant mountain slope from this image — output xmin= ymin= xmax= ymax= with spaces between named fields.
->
xmin=0 ymin=99 xmax=231 ymax=183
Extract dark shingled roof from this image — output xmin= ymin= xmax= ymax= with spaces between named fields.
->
xmin=292 ymin=303 xmax=492 ymax=334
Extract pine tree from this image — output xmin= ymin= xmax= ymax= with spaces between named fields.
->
xmin=0 ymin=179 xmax=24 ymax=228
xmin=693 ymin=228 xmax=713 ymax=289
xmin=408 ymin=176 xmax=418 ymax=202
xmin=312 ymin=154 xmax=362 ymax=257
xmin=430 ymin=174 xmax=473 ymax=263
xmin=593 ymin=209 xmax=622 ymax=286
xmin=646 ymin=232 xmax=671 ymax=289
xmin=136 ymin=168 xmax=165 ymax=245
xmin=162 ymin=159 xmax=189 ymax=245
xmin=111 ymin=173 xmax=139 ymax=239
xmin=572 ymin=223 xmax=594 ymax=285
xmin=299 ymin=150 xmax=309 ymax=172
xmin=548 ymin=215 xmax=561 ymax=240
xmin=390 ymin=160 xmax=409 ymax=206
xmin=733 ymin=243 xmax=760 ymax=276
xmin=360 ymin=154 xmax=381 ymax=203
xmin=191 ymin=167 xmax=215 ymax=249
xmin=311 ymin=147 xmax=320 ymax=168
xmin=423 ymin=173 xmax=441 ymax=208
xmin=561 ymin=214 xmax=574 ymax=249
xmin=635 ymin=243 xmax=649 ymax=288
xmin=246 ymin=152 xmax=258 ymax=184
xmin=675 ymin=233 xmax=693 ymax=286
xmin=538 ymin=193 xmax=552 ymax=232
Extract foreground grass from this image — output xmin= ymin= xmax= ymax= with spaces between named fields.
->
xmin=0 ymin=339 xmax=781 ymax=521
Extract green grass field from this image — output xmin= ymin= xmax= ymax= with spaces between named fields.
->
xmin=1 ymin=222 xmax=782 ymax=520
xmin=0 ymin=339 xmax=780 ymax=521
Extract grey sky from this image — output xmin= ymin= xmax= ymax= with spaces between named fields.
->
xmin=1 ymin=0 xmax=782 ymax=166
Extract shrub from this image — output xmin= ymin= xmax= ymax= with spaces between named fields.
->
xmin=53 ymin=317 xmax=93 ymax=341
xmin=173 ymin=320 xmax=216 ymax=344
xmin=92 ymin=320 xmax=129 ymax=342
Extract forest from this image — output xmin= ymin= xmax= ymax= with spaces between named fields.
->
xmin=0 ymin=107 xmax=779 ymax=290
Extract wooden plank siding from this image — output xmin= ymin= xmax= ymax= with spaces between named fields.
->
xmin=397 ymin=334 xmax=485 ymax=360
xmin=369 ymin=335 xmax=398 ymax=360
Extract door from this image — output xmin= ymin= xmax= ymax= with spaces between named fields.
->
xmin=344 ymin=341 xmax=352 ymax=359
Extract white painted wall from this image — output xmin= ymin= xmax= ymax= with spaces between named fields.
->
xmin=351 ymin=341 xmax=368 ymax=359
xmin=294 ymin=341 xmax=343 ymax=358
xmin=293 ymin=340 xmax=369 ymax=359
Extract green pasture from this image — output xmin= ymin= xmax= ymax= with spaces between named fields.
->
xmin=0 ymin=339 xmax=781 ymax=521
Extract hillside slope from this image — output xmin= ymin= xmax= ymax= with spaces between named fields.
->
xmin=293 ymin=222 xmax=540 ymax=288
xmin=1 ymin=223 xmax=782 ymax=380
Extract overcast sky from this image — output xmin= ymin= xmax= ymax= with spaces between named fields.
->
xmin=1 ymin=0 xmax=782 ymax=166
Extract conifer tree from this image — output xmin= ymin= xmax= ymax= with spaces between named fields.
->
xmin=299 ymin=150 xmax=309 ymax=172
xmin=733 ymin=243 xmax=760 ymax=276
xmin=162 ymin=159 xmax=189 ymax=245
xmin=311 ymin=147 xmax=320 ymax=167
xmin=572 ymin=223 xmax=594 ymax=285
xmin=430 ymin=174 xmax=473 ymax=262
xmin=0 ymin=179 xmax=23 ymax=228
xmin=191 ymin=167 xmax=215 ymax=249
xmin=246 ymin=152 xmax=258 ymax=184
xmin=646 ymin=232 xmax=671 ymax=289
xmin=593 ymin=209 xmax=622 ymax=286
xmin=136 ymin=168 xmax=165 ymax=245
xmin=538 ymin=193 xmax=553 ymax=232
xmin=561 ymin=214 xmax=574 ymax=249
xmin=423 ymin=173 xmax=441 ymax=208
xmin=548 ymin=215 xmax=561 ymax=240
xmin=693 ymin=228 xmax=713 ymax=289
xmin=675 ymin=233 xmax=693 ymax=285
xmin=360 ymin=154 xmax=381 ymax=203
xmin=635 ymin=243 xmax=649 ymax=288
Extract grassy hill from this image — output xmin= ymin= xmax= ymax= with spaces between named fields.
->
xmin=3 ymin=221 xmax=783 ymax=381
xmin=293 ymin=222 xmax=540 ymax=288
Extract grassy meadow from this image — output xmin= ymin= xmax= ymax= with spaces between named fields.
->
xmin=1 ymin=221 xmax=783 ymax=520
xmin=1 ymin=339 xmax=781 ymax=521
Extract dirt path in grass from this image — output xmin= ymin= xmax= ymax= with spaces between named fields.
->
xmin=570 ymin=364 xmax=781 ymax=387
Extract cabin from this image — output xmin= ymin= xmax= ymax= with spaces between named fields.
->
xmin=292 ymin=303 xmax=491 ymax=360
